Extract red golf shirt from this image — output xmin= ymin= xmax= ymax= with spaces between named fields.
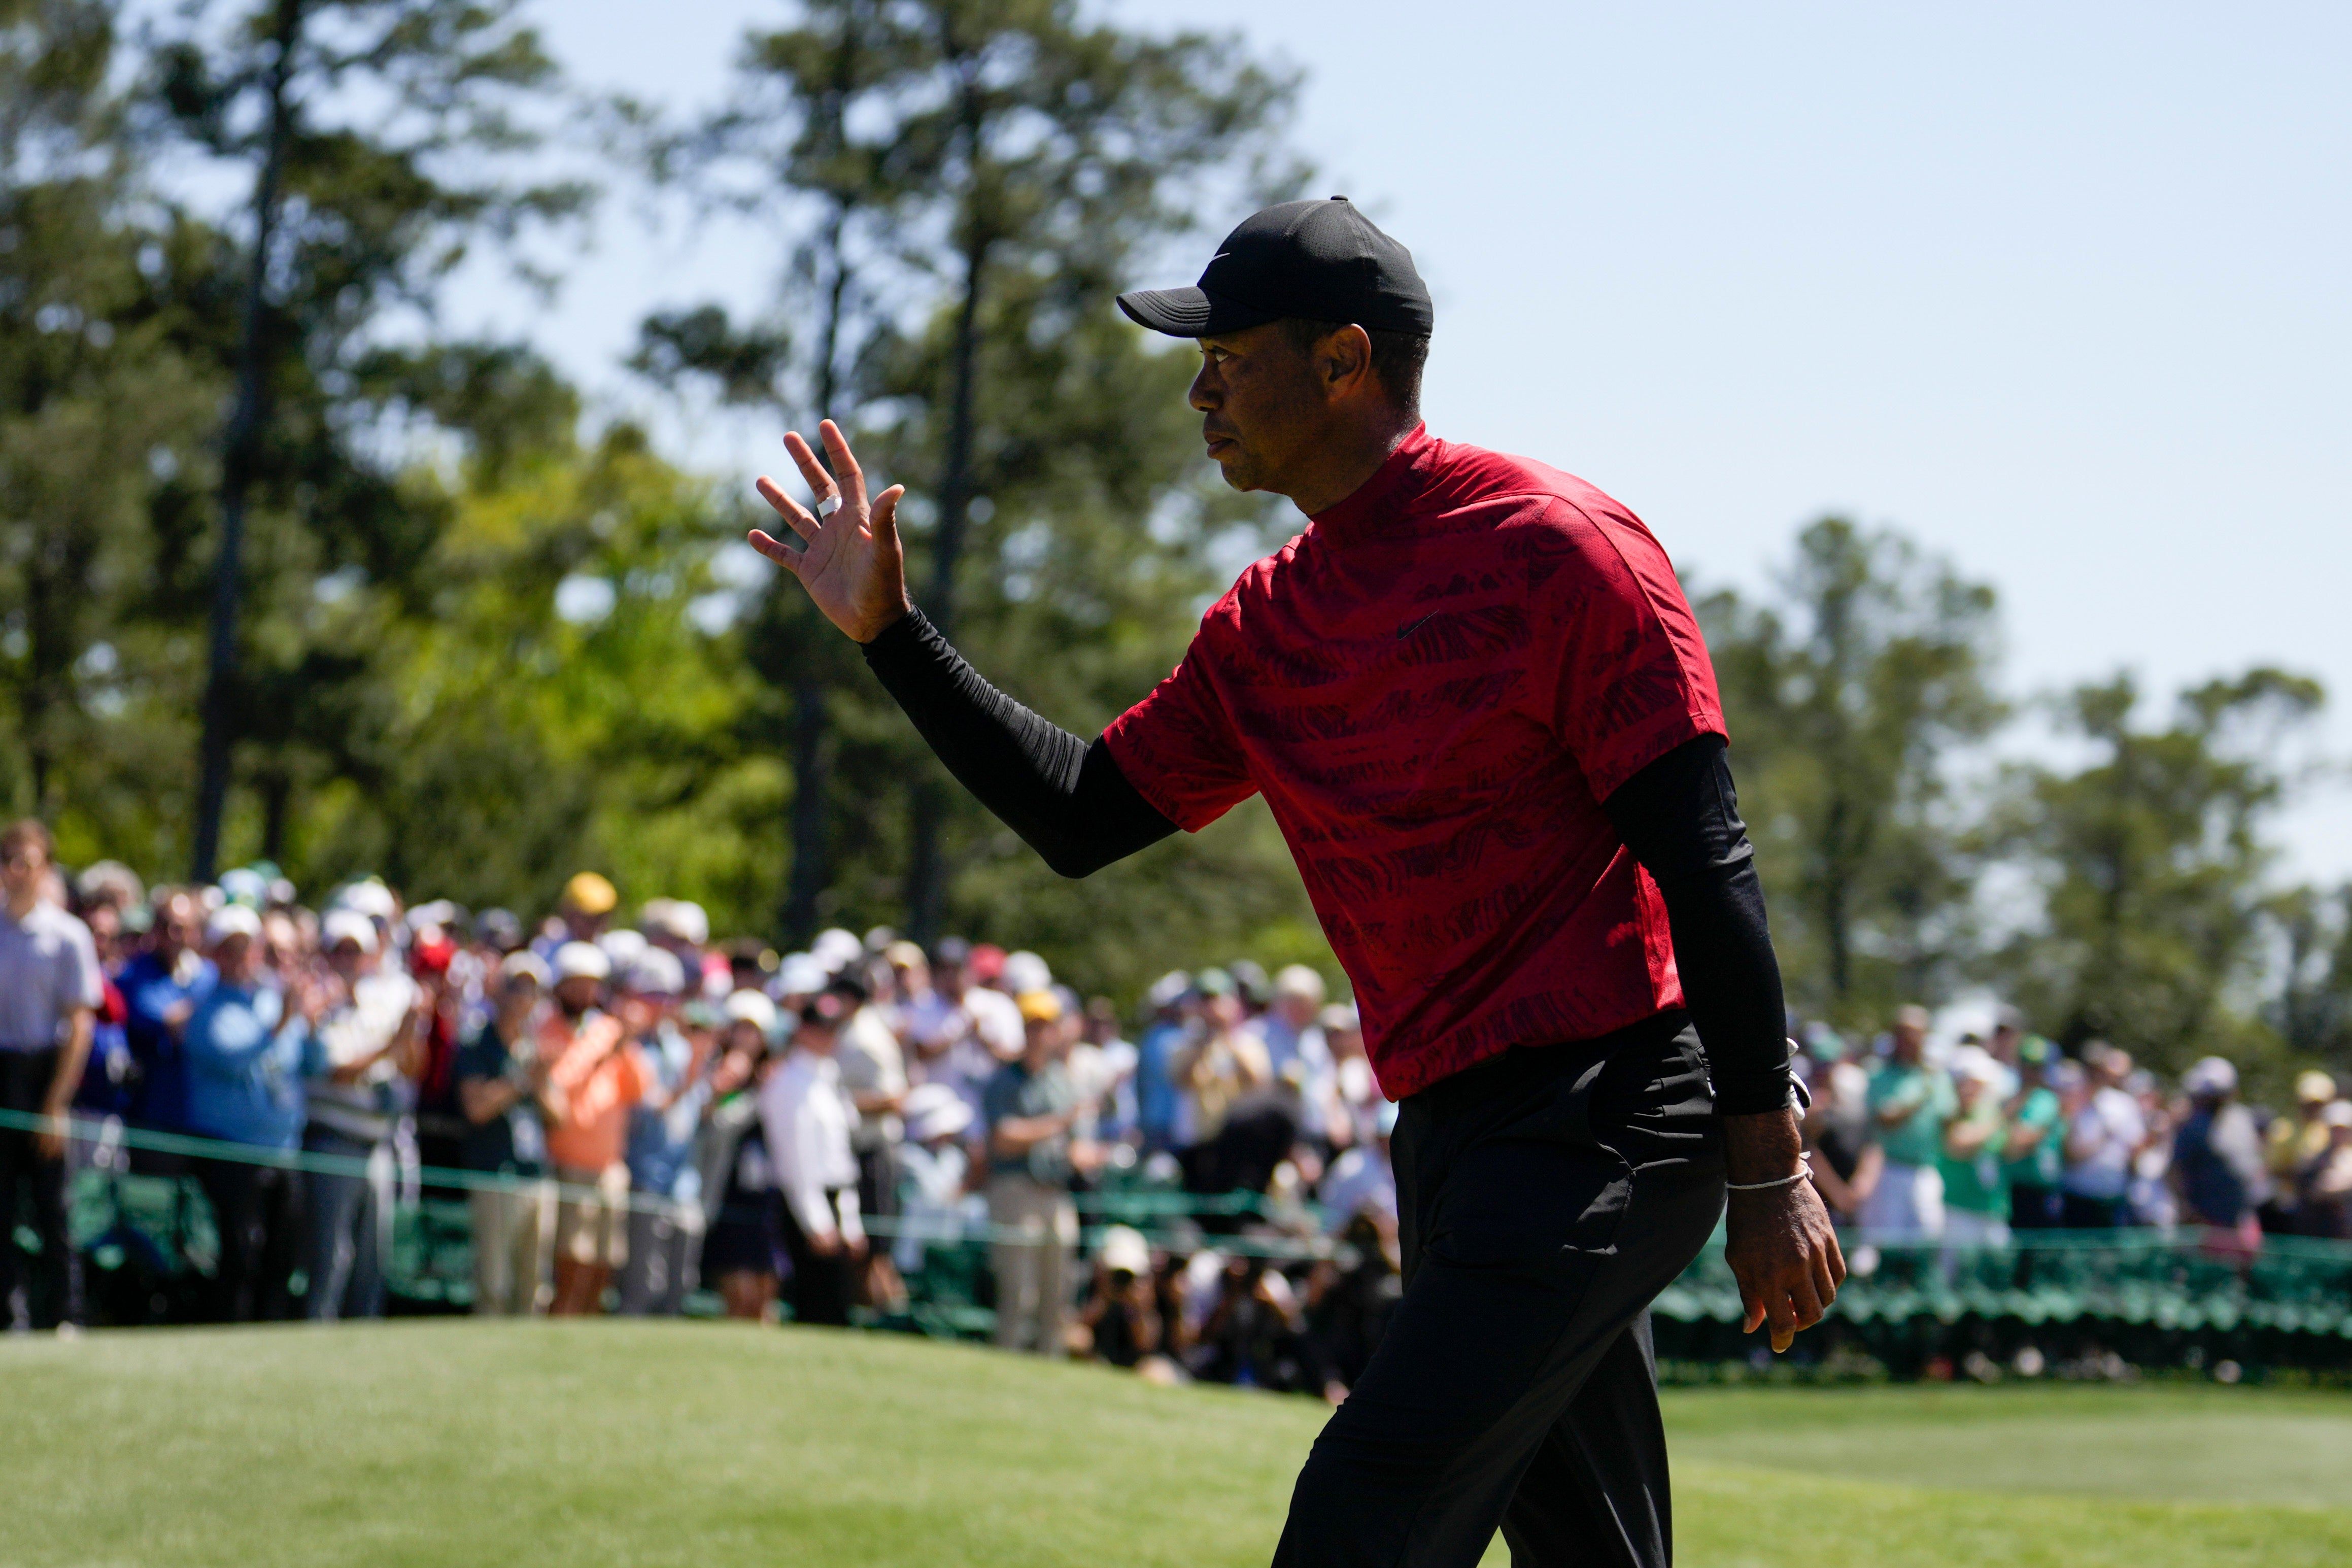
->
xmin=1103 ymin=425 xmax=1726 ymax=1099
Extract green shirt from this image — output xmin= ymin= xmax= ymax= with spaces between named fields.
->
xmin=2002 ymin=1085 xmax=2064 ymax=1188
xmin=1868 ymin=1061 xmax=1955 ymax=1170
xmin=1939 ymin=1098 xmax=2010 ymax=1216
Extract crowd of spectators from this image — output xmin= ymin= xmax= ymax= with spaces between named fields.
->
xmin=6 ymin=813 xmax=2347 ymax=1396
xmin=0 ymin=818 xmax=1403 ymax=1399
xmin=1797 ymin=1004 xmax=2352 ymax=1257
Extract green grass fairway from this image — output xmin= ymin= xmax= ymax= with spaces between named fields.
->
xmin=4 ymin=1322 xmax=2349 ymax=1567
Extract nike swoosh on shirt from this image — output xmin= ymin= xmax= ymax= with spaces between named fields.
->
xmin=1396 ymin=612 xmax=1440 ymax=640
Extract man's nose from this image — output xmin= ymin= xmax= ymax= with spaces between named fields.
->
xmin=1189 ymin=366 xmax=1218 ymax=412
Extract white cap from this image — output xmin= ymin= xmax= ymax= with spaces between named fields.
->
xmin=2322 ymin=1100 xmax=2352 ymax=1130
xmin=597 ymin=928 xmax=648 ymax=970
xmin=2183 ymin=1056 xmax=2238 ymax=1098
xmin=1955 ymin=1052 xmax=2005 ymax=1087
xmin=1146 ymin=970 xmax=1192 ymax=1009
xmin=811 ymin=928 xmax=865 ymax=975
xmin=206 ymin=904 xmax=263 ymax=946
xmin=553 ymin=940 xmax=612 ymax=982
xmin=640 ymin=898 xmax=710 ymax=947
xmin=1097 ymin=1223 xmax=1151 ymax=1277
xmin=1274 ymin=964 xmax=1327 ymax=1003
xmin=624 ymin=946 xmax=687 ymax=997
xmin=330 ymin=879 xmax=398 ymax=922
xmin=724 ymin=988 xmax=778 ymax=1035
xmin=1002 ymin=949 xmax=1052 ymax=996
xmin=775 ymin=953 xmax=829 ymax=998
xmin=321 ymin=908 xmax=379 ymax=953
xmin=499 ymin=950 xmax=552 ymax=987
xmin=902 ymin=1082 xmax=974 ymax=1142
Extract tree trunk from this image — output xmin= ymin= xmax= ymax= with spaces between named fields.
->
xmin=905 ymin=217 xmax=989 ymax=949
xmin=781 ymin=675 xmax=831 ymax=945
xmin=192 ymin=0 xmax=304 ymax=882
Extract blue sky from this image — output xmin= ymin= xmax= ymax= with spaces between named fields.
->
xmin=449 ymin=1 xmax=2352 ymax=881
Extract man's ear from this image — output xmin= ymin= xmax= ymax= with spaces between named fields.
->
xmin=1317 ymin=324 xmax=1375 ymax=400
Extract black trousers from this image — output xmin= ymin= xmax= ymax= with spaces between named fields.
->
xmin=192 ymin=1154 xmax=305 ymax=1323
xmin=0 ymin=1048 xmax=83 ymax=1330
xmin=1274 ymin=1014 xmax=1724 ymax=1568
xmin=777 ymin=1187 xmax=855 ymax=1327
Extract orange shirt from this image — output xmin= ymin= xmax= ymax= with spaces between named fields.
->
xmin=539 ymin=1010 xmax=645 ymax=1172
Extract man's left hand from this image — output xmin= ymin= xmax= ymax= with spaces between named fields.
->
xmin=1720 ymin=1109 xmax=1845 ymax=1353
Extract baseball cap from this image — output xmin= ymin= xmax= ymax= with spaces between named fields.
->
xmin=723 ymin=987 xmax=779 ymax=1035
xmin=902 ymin=1082 xmax=973 ymax=1143
xmin=206 ymin=904 xmax=263 ymax=946
xmin=1002 ymin=949 xmax=1052 ymax=996
xmin=1118 ymin=197 xmax=1433 ymax=338
xmin=2183 ymin=1056 xmax=2238 ymax=1098
xmin=499 ymin=950 xmax=551 ymax=989
xmin=553 ymin=940 xmax=611 ymax=983
xmin=1274 ymin=964 xmax=1327 ymax=1004
xmin=1018 ymin=990 xmax=1064 ymax=1025
xmin=562 ymin=871 xmax=618 ymax=916
xmin=2296 ymin=1070 xmax=2338 ymax=1105
xmin=321 ymin=908 xmax=378 ymax=953
xmin=1098 ymin=1224 xmax=1152 ymax=1278
xmin=625 ymin=946 xmax=687 ymax=998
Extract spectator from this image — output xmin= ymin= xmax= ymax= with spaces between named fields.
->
xmin=832 ymin=969 xmax=909 ymax=1312
xmin=762 ymin=993 xmax=865 ymax=1327
xmin=116 ymin=888 xmax=212 ymax=1136
xmin=899 ymin=936 xmax=1023 ymax=1119
xmin=2002 ymin=1036 xmax=2067 ymax=1229
xmin=1068 ymin=997 xmax=1140 ymax=1148
xmin=982 ymin=988 xmax=1098 ymax=1355
xmin=697 ymin=990 xmax=781 ymax=1321
xmin=541 ymin=871 xmax=618 ymax=958
xmin=1170 ymin=969 xmax=1271 ymax=1150
xmin=1320 ymin=1102 xmax=1398 ymax=1237
xmin=2263 ymin=1071 xmax=2340 ymax=1233
xmin=1799 ymin=1027 xmax=1881 ymax=1226
xmin=1253 ymin=965 xmax=1332 ymax=1082
xmin=1938 ymin=1055 xmax=2013 ymax=1251
xmin=303 ymin=906 xmax=425 ymax=1321
xmin=0 ymin=819 xmax=101 ymax=1331
xmin=1860 ymin=1004 xmax=1950 ymax=1240
xmin=456 ymin=950 xmax=561 ymax=1316
xmin=1073 ymin=1224 xmax=1162 ymax=1368
xmin=893 ymin=1082 xmax=979 ymax=1279
xmin=2294 ymin=1101 xmax=2352 ymax=1240
xmin=2061 ymin=1043 xmax=2145 ymax=1229
xmin=1319 ymin=1002 xmax=1379 ymax=1150
xmin=181 ymin=904 xmax=322 ymax=1322
xmin=2172 ymin=1056 xmax=2268 ymax=1251
xmin=618 ymin=947 xmax=711 ymax=1316
xmin=541 ymin=941 xmax=643 ymax=1316
xmin=1134 ymin=970 xmax=1194 ymax=1153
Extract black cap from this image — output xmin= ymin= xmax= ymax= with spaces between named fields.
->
xmin=1117 ymin=197 xmax=1433 ymax=339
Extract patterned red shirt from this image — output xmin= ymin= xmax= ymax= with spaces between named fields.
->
xmin=1103 ymin=426 xmax=1725 ymax=1099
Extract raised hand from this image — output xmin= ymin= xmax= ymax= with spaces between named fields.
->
xmin=748 ymin=420 xmax=912 ymax=643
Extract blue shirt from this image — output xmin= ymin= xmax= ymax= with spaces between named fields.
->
xmin=1137 ymin=1019 xmax=1187 ymax=1148
xmin=119 ymin=950 xmax=216 ymax=1132
xmin=624 ymin=1027 xmax=708 ymax=1201
xmin=181 ymin=982 xmax=309 ymax=1151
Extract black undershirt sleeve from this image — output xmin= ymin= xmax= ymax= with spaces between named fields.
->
xmin=1602 ymin=734 xmax=1796 ymax=1118
xmin=860 ymin=607 xmax=1178 ymax=878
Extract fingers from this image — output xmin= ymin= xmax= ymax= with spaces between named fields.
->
xmin=817 ymin=418 xmax=866 ymax=506
xmin=871 ymin=483 xmax=905 ymax=549
xmin=745 ymin=528 xmax=801 ymax=575
xmin=755 ymin=475 xmax=817 ymax=541
xmin=781 ymin=430 xmax=839 ymax=510
xmin=1814 ymin=1243 xmax=1842 ymax=1309
xmin=1824 ymin=1225 xmax=1848 ymax=1289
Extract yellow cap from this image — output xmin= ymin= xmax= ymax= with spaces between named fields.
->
xmin=562 ymin=871 xmax=618 ymax=916
xmin=1017 ymin=989 xmax=1064 ymax=1024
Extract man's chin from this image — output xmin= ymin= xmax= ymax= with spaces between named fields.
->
xmin=1211 ymin=451 xmax=1260 ymax=492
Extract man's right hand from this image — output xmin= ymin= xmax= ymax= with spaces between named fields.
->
xmin=748 ymin=420 xmax=911 ymax=643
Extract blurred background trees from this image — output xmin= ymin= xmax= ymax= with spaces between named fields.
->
xmin=1 ymin=0 xmax=2344 ymax=1065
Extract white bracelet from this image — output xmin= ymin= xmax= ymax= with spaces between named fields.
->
xmin=1725 ymin=1167 xmax=1812 ymax=1192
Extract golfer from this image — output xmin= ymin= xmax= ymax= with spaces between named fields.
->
xmin=749 ymin=197 xmax=1842 ymax=1567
